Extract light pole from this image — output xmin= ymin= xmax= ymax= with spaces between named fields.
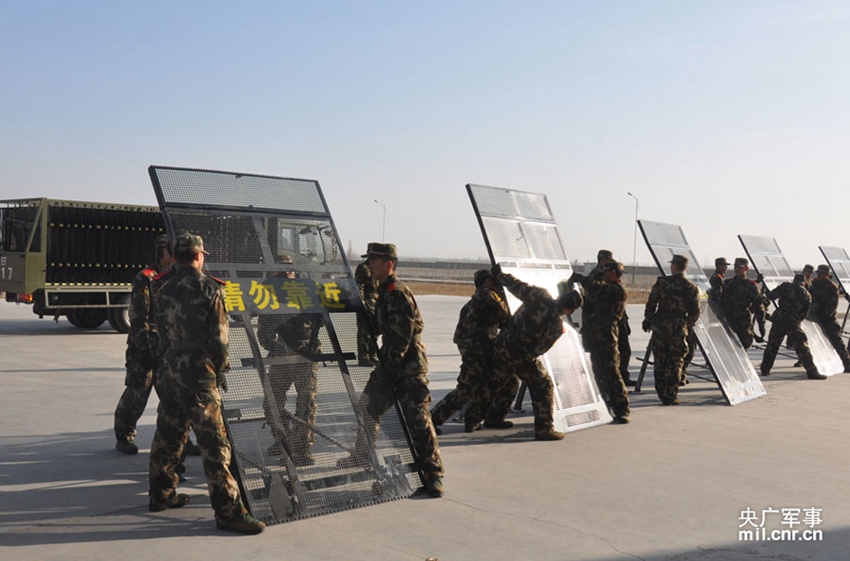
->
xmin=373 ymin=199 xmax=386 ymax=241
xmin=627 ymin=192 xmax=639 ymax=286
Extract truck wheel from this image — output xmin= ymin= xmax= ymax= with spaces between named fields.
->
xmin=67 ymin=309 xmax=107 ymax=329
xmin=108 ymin=298 xmax=131 ymax=333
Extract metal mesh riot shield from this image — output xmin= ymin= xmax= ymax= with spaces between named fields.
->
xmin=148 ymin=166 xmax=422 ymax=525
xmin=739 ymin=235 xmax=843 ymax=376
xmin=466 ymin=184 xmax=612 ymax=432
xmin=638 ymin=220 xmax=765 ymax=405
xmin=820 ymin=246 xmax=850 ymax=292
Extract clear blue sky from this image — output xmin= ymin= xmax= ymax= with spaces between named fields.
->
xmin=2 ymin=1 xmax=848 ymax=269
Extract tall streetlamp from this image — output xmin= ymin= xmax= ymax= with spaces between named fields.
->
xmin=373 ymin=199 xmax=386 ymax=241
xmin=627 ymin=192 xmax=639 ymax=286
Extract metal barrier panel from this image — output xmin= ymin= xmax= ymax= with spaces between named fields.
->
xmin=819 ymin=246 xmax=850 ymax=292
xmin=638 ymin=220 xmax=765 ymax=405
xmin=466 ymin=184 xmax=612 ymax=431
xmin=739 ymin=235 xmax=843 ymax=376
xmin=148 ymin=166 xmax=421 ymax=525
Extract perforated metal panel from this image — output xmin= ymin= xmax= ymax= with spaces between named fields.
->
xmin=638 ymin=220 xmax=766 ymax=405
xmin=820 ymin=246 xmax=850 ymax=292
xmin=466 ymin=184 xmax=612 ymax=431
xmin=149 ymin=166 xmax=421 ymax=525
xmin=739 ymin=235 xmax=843 ymax=376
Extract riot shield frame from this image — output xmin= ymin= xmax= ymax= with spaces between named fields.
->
xmin=739 ymin=235 xmax=843 ymax=376
xmin=637 ymin=220 xmax=766 ymax=405
xmin=148 ymin=165 xmax=424 ymax=525
xmin=466 ymin=183 xmax=612 ymax=432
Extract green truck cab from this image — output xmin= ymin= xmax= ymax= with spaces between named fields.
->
xmin=0 ymin=198 xmax=165 ymax=332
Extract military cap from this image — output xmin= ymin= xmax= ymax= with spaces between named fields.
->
xmin=603 ymin=260 xmax=625 ymax=275
xmin=802 ymin=264 xmax=814 ymax=273
xmin=597 ymin=249 xmax=613 ymax=261
xmin=154 ymin=234 xmax=171 ymax=249
xmin=172 ymin=233 xmax=209 ymax=256
xmin=473 ymin=269 xmax=492 ymax=284
xmin=734 ymin=257 xmax=749 ymax=268
xmin=670 ymin=254 xmax=689 ymax=268
xmin=361 ymin=242 xmax=397 ymax=260
xmin=557 ymin=289 xmax=583 ymax=311
xmin=816 ymin=264 xmax=831 ymax=276
xmin=715 ymin=257 xmax=730 ymax=267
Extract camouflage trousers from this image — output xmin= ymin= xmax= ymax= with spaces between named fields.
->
xmin=651 ymin=330 xmax=689 ymax=404
xmin=618 ymin=328 xmax=632 ymax=382
xmin=352 ymin=365 xmax=443 ymax=478
xmin=262 ymin=359 xmax=318 ymax=458
xmin=430 ymin=348 xmax=492 ymax=426
xmin=149 ymin=382 xmax=246 ymax=522
xmin=681 ymin=328 xmax=698 ymax=380
xmin=114 ymin=359 xmax=156 ymax=441
xmin=356 ymin=311 xmax=378 ymax=366
xmin=815 ymin=317 xmax=850 ymax=368
xmin=466 ymin=345 xmax=555 ymax=433
xmin=761 ymin=320 xmax=816 ymax=375
xmin=587 ymin=326 xmax=630 ymax=418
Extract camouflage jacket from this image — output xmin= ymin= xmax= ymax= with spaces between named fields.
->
xmin=767 ymin=281 xmax=810 ymax=325
xmin=586 ymin=278 xmax=627 ymax=329
xmin=722 ymin=276 xmax=765 ymax=324
xmin=707 ymin=269 xmax=725 ymax=301
xmin=156 ymin=266 xmax=230 ymax=384
xmin=809 ymin=277 xmax=839 ymax=321
xmin=644 ymin=272 xmax=701 ymax=335
xmin=355 ymin=261 xmax=378 ymax=314
xmin=126 ymin=263 xmax=165 ymax=355
xmin=374 ymin=273 xmax=428 ymax=374
xmin=257 ymin=312 xmax=322 ymax=356
xmin=497 ymin=273 xmax=565 ymax=358
xmin=452 ymin=286 xmax=510 ymax=354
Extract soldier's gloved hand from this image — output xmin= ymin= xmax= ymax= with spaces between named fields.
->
xmin=756 ymin=273 xmax=764 ymax=283
xmin=491 ymin=263 xmax=503 ymax=279
xmin=764 ymin=312 xmax=772 ymax=322
xmin=216 ymin=371 xmax=229 ymax=393
xmin=642 ymin=319 xmax=651 ymax=333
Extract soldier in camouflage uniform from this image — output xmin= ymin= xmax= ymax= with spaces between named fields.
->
xmin=809 ymin=265 xmax=850 ymax=372
xmin=643 ymin=255 xmax=700 ymax=405
xmin=571 ymin=250 xmax=634 ymax=386
xmin=355 ymin=260 xmax=379 ymax=367
xmin=708 ymin=257 xmax=729 ymax=302
xmin=584 ymin=261 xmax=631 ymax=423
xmin=721 ymin=258 xmax=766 ymax=349
xmin=113 ymin=235 xmax=172 ymax=454
xmin=681 ymin=257 xmax=728 ymax=385
xmin=430 ymin=269 xmax=510 ymax=433
xmin=258 ymin=257 xmax=322 ymax=466
xmin=464 ymin=268 xmax=583 ymax=441
xmin=337 ymin=243 xmax=445 ymax=498
xmin=149 ymin=233 xmax=265 ymax=534
xmin=759 ymin=274 xmax=826 ymax=380
xmin=801 ymin=264 xmax=814 ymax=290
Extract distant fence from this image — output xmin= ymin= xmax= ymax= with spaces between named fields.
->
xmin=397 ymin=259 xmax=698 ymax=292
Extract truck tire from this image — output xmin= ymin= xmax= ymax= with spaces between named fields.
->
xmin=67 ymin=309 xmax=107 ymax=329
xmin=107 ymin=297 xmax=131 ymax=333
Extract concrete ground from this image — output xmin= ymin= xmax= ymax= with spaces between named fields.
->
xmin=1 ymin=296 xmax=847 ymax=561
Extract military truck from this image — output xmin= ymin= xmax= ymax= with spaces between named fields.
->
xmin=0 ymin=198 xmax=165 ymax=332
